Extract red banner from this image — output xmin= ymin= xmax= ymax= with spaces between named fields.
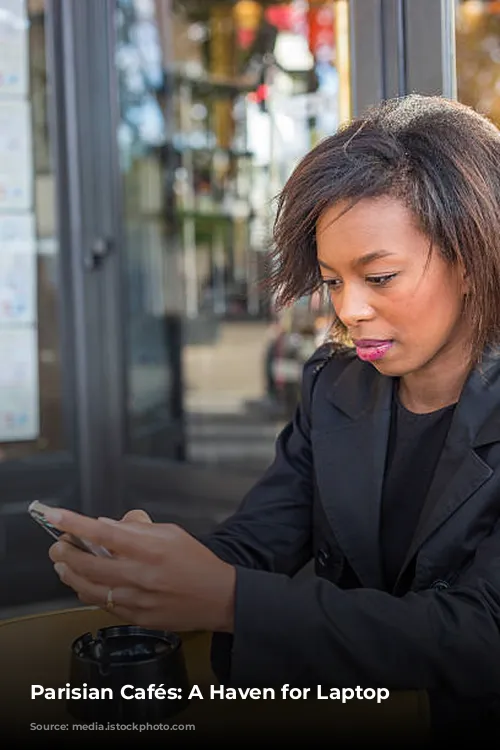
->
xmin=308 ymin=4 xmax=335 ymax=58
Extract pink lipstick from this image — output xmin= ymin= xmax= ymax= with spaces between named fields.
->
xmin=354 ymin=339 xmax=394 ymax=362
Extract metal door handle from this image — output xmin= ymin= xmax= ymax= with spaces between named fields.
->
xmin=85 ymin=237 xmax=113 ymax=270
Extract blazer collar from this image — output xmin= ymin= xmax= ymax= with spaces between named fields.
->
xmin=466 ymin=348 xmax=500 ymax=447
xmin=312 ymin=356 xmax=394 ymax=589
xmin=325 ymin=353 xmax=395 ymax=420
xmin=325 ymin=345 xmax=500 ymax=441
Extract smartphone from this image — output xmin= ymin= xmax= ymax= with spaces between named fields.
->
xmin=28 ymin=500 xmax=112 ymax=557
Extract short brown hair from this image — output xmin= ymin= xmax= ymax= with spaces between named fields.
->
xmin=268 ymin=94 xmax=500 ymax=365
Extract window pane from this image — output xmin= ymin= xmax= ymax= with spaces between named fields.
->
xmin=0 ymin=0 xmax=65 ymax=463
xmin=116 ymin=0 xmax=348 ymax=476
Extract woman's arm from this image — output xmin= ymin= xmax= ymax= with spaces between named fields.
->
xmin=225 ymin=530 xmax=500 ymax=697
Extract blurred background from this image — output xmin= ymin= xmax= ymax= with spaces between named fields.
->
xmin=0 ymin=0 xmax=499 ymax=613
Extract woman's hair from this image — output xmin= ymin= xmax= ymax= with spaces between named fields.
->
xmin=268 ymin=94 xmax=500 ymax=365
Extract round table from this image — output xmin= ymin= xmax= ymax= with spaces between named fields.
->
xmin=0 ymin=606 xmax=429 ymax=744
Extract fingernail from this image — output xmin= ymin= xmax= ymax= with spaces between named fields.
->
xmin=99 ymin=517 xmax=118 ymax=525
xmin=54 ymin=563 xmax=67 ymax=577
xmin=40 ymin=504 xmax=62 ymax=523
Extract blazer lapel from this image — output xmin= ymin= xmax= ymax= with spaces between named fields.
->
xmin=312 ymin=358 xmax=393 ymax=589
xmin=395 ymin=350 xmax=500 ymax=588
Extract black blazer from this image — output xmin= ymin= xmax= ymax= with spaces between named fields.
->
xmin=203 ymin=344 xmax=500 ymax=727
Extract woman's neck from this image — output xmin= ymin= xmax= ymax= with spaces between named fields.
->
xmin=398 ymin=350 xmax=472 ymax=415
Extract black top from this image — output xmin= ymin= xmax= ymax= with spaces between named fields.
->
xmin=380 ymin=387 xmax=456 ymax=591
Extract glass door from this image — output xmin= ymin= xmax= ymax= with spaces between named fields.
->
xmin=111 ymin=0 xmax=351 ymax=535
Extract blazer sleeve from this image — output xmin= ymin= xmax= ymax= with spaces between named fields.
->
xmin=225 ymin=525 xmax=500 ymax=697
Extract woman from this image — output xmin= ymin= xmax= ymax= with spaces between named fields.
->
xmin=44 ymin=94 xmax=500 ymax=734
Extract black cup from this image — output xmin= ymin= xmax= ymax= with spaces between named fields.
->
xmin=67 ymin=625 xmax=191 ymax=722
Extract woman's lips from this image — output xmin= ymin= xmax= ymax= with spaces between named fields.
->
xmin=354 ymin=340 xmax=394 ymax=362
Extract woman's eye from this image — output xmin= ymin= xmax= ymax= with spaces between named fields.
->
xmin=323 ymin=279 xmax=341 ymax=290
xmin=323 ymin=273 xmax=398 ymax=290
xmin=366 ymin=273 xmax=398 ymax=286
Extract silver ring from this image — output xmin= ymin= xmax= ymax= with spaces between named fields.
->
xmin=106 ymin=588 xmax=115 ymax=611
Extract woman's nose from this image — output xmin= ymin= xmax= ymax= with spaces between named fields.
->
xmin=334 ymin=286 xmax=375 ymax=327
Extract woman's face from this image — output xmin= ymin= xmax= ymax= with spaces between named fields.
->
xmin=316 ymin=196 xmax=470 ymax=378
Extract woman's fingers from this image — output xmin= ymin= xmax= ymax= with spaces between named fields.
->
xmin=38 ymin=504 xmax=161 ymax=562
xmin=49 ymin=540 xmax=140 ymax=588
xmin=54 ymin=561 xmax=145 ymax=621
xmin=100 ymin=509 xmax=153 ymax=557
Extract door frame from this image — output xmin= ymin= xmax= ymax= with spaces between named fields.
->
xmin=52 ymin=0 xmax=126 ymax=520
xmin=348 ymin=0 xmax=457 ymax=116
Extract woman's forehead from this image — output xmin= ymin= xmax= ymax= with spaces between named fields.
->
xmin=316 ymin=197 xmax=419 ymax=240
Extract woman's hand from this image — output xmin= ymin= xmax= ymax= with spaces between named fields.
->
xmin=45 ymin=506 xmax=235 ymax=633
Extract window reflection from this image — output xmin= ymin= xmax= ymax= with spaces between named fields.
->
xmin=456 ymin=0 xmax=500 ymax=125
xmin=116 ymin=1 xmax=346 ymax=474
xmin=172 ymin=1 xmax=340 ymax=321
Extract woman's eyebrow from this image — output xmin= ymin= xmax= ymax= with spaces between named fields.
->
xmin=318 ymin=250 xmax=397 ymax=273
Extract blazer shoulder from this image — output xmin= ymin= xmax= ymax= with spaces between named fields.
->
xmin=304 ymin=341 xmax=356 ymax=376
xmin=302 ymin=341 xmax=357 ymax=402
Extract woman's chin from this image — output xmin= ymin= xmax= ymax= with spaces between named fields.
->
xmin=368 ymin=351 xmax=411 ymax=378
